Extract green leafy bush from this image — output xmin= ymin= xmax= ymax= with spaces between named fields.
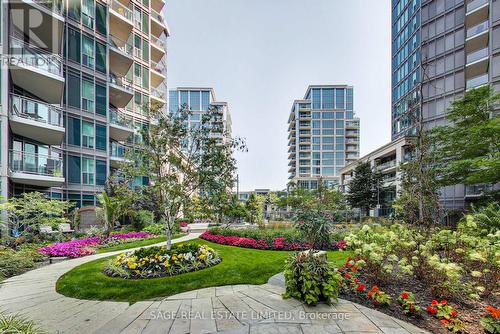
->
xmin=294 ymin=210 xmax=337 ymax=249
xmin=283 ymin=251 xmax=342 ymax=305
xmin=131 ymin=210 xmax=154 ymax=230
xmin=142 ymin=223 xmax=164 ymax=235
xmin=0 ymin=248 xmax=35 ymax=280
xmin=0 ymin=312 xmax=47 ymax=334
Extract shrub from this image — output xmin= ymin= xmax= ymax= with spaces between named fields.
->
xmin=0 ymin=312 xmax=47 ymax=334
xmin=426 ymin=300 xmax=465 ymax=333
xmin=131 ymin=210 xmax=154 ymax=230
xmin=367 ymin=286 xmax=391 ymax=306
xmin=397 ymin=291 xmax=421 ymax=315
xmin=103 ymin=243 xmax=221 ymax=278
xmin=480 ymin=306 xmax=500 ymax=334
xmin=294 ymin=210 xmax=337 ymax=249
xmin=283 ymin=251 xmax=342 ymax=305
xmin=142 ymin=223 xmax=164 ymax=235
xmin=0 ymin=247 xmax=37 ymax=280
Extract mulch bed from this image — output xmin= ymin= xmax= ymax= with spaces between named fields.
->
xmin=339 ymin=271 xmax=499 ymax=334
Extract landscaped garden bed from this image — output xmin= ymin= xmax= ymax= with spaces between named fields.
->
xmin=103 ymin=243 xmax=221 ymax=279
xmin=38 ymin=232 xmax=154 ymax=258
xmin=200 ymin=227 xmax=346 ymax=251
xmin=336 ymin=211 xmax=499 ymax=334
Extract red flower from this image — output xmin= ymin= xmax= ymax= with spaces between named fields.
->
xmin=347 ymin=257 xmax=352 ymax=262
xmin=427 ymin=306 xmax=437 ymax=314
xmin=351 ymin=266 xmax=358 ymax=273
xmin=431 ymin=300 xmax=438 ymax=306
xmin=441 ymin=300 xmax=447 ymax=305
xmin=440 ymin=319 xmax=449 ymax=325
xmin=368 ymin=291 xmax=374 ymax=298
xmin=356 ymin=284 xmax=366 ymax=292
xmin=451 ymin=310 xmax=458 ymax=317
xmin=401 ymin=292 xmax=409 ymax=299
xmin=345 ymin=273 xmax=351 ymax=279
xmin=371 ymin=286 xmax=380 ymax=292
xmin=353 ymin=278 xmax=358 ymax=283
xmin=486 ymin=306 xmax=500 ymax=318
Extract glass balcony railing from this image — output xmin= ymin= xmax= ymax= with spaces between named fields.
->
xmin=346 ymin=138 xmax=359 ymax=143
xmin=465 ymin=184 xmax=493 ymax=196
xmin=10 ymin=94 xmax=63 ymax=127
xmin=151 ymin=61 xmax=166 ymax=75
xmin=110 ymin=142 xmax=128 ymax=158
xmin=109 ymin=74 xmax=133 ymax=91
xmin=110 ymin=108 xmax=133 ymax=128
xmin=108 ymin=35 xmax=133 ymax=56
xmin=376 ymin=160 xmax=397 ymax=171
xmin=9 ymin=37 xmax=63 ymax=76
xmin=110 ymin=0 xmax=133 ymax=22
xmin=466 ymin=0 xmax=488 ymax=13
xmin=151 ymin=87 xmax=166 ymax=100
xmin=466 ymin=21 xmax=489 ymax=39
xmin=9 ymin=149 xmax=62 ymax=177
xmin=466 ymin=73 xmax=489 ymax=89
xmin=346 ymin=120 xmax=360 ymax=128
xmin=150 ymin=35 xmax=167 ymax=50
xmin=33 ymin=0 xmax=65 ymax=15
xmin=466 ymin=47 xmax=489 ymax=64
xmin=150 ymin=8 xmax=164 ymax=23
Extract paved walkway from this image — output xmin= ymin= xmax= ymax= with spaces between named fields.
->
xmin=0 ymin=234 xmax=429 ymax=334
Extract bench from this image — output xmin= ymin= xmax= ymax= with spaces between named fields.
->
xmin=58 ymin=223 xmax=75 ymax=233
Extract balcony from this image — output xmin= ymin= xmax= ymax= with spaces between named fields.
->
xmin=150 ymin=86 xmax=166 ymax=105
xmin=109 ymin=0 xmax=133 ymax=42
xmin=466 ymin=21 xmax=489 ymax=52
xmin=466 ymin=0 xmax=489 ymax=27
xmin=9 ymin=38 xmax=64 ymax=103
xmin=108 ymin=74 xmax=133 ymax=108
xmin=109 ymin=108 xmax=134 ymax=141
xmin=150 ymin=8 xmax=169 ymax=38
xmin=376 ymin=159 xmax=397 ymax=172
xmin=108 ymin=35 xmax=133 ymax=77
xmin=345 ymin=130 xmax=360 ymax=137
xmin=110 ymin=142 xmax=129 ymax=168
xmin=9 ymin=94 xmax=64 ymax=145
xmin=9 ymin=150 xmax=64 ymax=187
xmin=151 ymin=0 xmax=165 ymax=13
xmin=466 ymin=47 xmax=489 ymax=79
xmin=150 ymin=61 xmax=166 ymax=87
xmin=9 ymin=0 xmax=65 ymax=53
xmin=346 ymin=120 xmax=360 ymax=129
xmin=346 ymin=138 xmax=359 ymax=143
xmin=466 ymin=73 xmax=489 ymax=90
xmin=150 ymin=35 xmax=167 ymax=63
xmin=465 ymin=184 xmax=493 ymax=198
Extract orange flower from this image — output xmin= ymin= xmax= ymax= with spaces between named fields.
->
xmin=440 ymin=319 xmax=449 ymax=325
xmin=371 ymin=286 xmax=380 ymax=292
xmin=486 ymin=306 xmax=500 ymax=319
xmin=351 ymin=266 xmax=358 ymax=273
xmin=368 ymin=291 xmax=374 ymax=298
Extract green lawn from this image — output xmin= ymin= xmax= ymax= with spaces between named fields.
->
xmin=57 ymin=240 xmax=350 ymax=303
xmin=95 ymin=234 xmax=184 ymax=254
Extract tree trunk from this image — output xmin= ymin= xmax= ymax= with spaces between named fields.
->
xmin=165 ymin=212 xmax=174 ymax=250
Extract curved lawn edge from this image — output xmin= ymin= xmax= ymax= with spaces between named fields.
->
xmin=56 ymin=239 xmax=351 ymax=303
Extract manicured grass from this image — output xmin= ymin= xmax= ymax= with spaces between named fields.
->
xmin=57 ymin=239 xmax=350 ymax=303
xmin=95 ymin=234 xmax=184 ymax=254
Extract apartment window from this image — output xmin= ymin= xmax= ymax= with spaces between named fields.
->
xmin=322 ymin=112 xmax=334 ymax=119
xmin=190 ymin=91 xmax=201 ymax=110
xmin=336 ymin=120 xmax=344 ymax=128
xmin=346 ymin=88 xmax=353 ymax=110
xmin=67 ymin=117 xmax=81 ymax=146
xmin=142 ymin=66 xmax=149 ymax=89
xmin=82 ymin=80 xmax=94 ymax=113
xmin=134 ymin=64 xmax=141 ymax=86
xmin=68 ymin=74 xmax=81 ymax=108
xmin=96 ymin=3 xmax=106 ymax=35
xmin=323 ymin=137 xmax=334 ymax=144
xmin=322 ymin=129 xmax=334 ymax=135
xmin=312 ymin=120 xmax=320 ymax=128
xmin=82 ymin=121 xmax=94 ymax=148
xmin=202 ymin=91 xmax=210 ymax=111
xmin=322 ymin=167 xmax=335 ymax=175
xmin=95 ymin=83 xmax=106 ymax=116
xmin=82 ymin=157 xmax=95 ymax=184
xmin=134 ymin=92 xmax=142 ymax=114
xmin=134 ymin=34 xmax=141 ymax=58
xmin=67 ymin=28 xmax=81 ymax=63
xmin=68 ymin=0 xmax=81 ymax=20
xmin=322 ymin=89 xmax=334 ymax=109
xmin=134 ymin=7 xmax=142 ymax=30
xmin=312 ymin=112 xmax=320 ymax=119
xmin=335 ymin=89 xmax=345 ymax=109
xmin=68 ymin=155 xmax=81 ymax=184
xmin=82 ymin=0 xmax=94 ymax=28
xmin=322 ymin=120 xmax=334 ymax=128
xmin=312 ymin=89 xmax=321 ymax=109
xmin=82 ymin=36 xmax=95 ymax=68
xmin=96 ymin=159 xmax=106 ymax=185
xmin=96 ymin=124 xmax=106 ymax=151
xmin=142 ymin=39 xmax=149 ymax=62
xmin=169 ymin=91 xmax=179 ymax=112
xmin=180 ymin=91 xmax=189 ymax=108
xmin=142 ymin=12 xmax=149 ymax=34
xmin=96 ymin=42 xmax=106 ymax=73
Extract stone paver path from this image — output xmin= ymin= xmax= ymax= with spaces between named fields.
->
xmin=0 ymin=235 xmax=429 ymax=334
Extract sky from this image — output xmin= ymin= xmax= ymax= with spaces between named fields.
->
xmin=165 ymin=0 xmax=392 ymax=191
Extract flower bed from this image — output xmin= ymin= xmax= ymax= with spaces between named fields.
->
xmin=38 ymin=232 xmax=152 ymax=258
xmin=200 ymin=230 xmax=346 ymax=251
xmin=337 ymin=210 xmax=499 ymax=334
xmin=103 ymin=243 xmax=221 ymax=279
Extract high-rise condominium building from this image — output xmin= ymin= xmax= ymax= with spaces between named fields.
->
xmin=392 ymin=0 xmax=499 ymax=208
xmin=168 ymin=87 xmax=232 ymax=144
xmin=287 ymin=85 xmax=360 ymax=190
xmin=0 ymin=0 xmax=169 ymax=209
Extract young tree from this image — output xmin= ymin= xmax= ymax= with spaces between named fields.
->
xmin=118 ymin=104 xmax=244 ymax=249
xmin=97 ymin=192 xmax=122 ymax=236
xmin=430 ymin=86 xmax=500 ymax=186
xmin=245 ymin=193 xmax=265 ymax=225
xmin=346 ymin=161 xmax=379 ymax=216
xmin=0 ymin=192 xmax=74 ymax=234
